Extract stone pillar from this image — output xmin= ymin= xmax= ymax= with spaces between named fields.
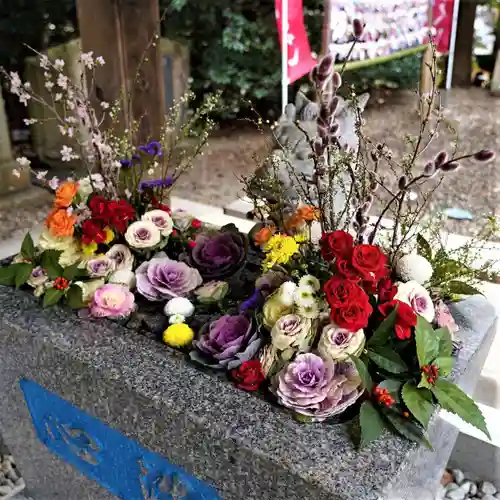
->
xmin=76 ymin=0 xmax=165 ymax=146
xmin=0 ymin=91 xmax=30 ymax=196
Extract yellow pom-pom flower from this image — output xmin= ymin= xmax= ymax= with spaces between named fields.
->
xmin=162 ymin=323 xmax=194 ymax=348
xmin=104 ymin=227 xmax=114 ymax=244
xmin=81 ymin=241 xmax=98 ymax=256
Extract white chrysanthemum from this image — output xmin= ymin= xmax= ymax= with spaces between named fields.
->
xmin=298 ymin=302 xmax=320 ymax=319
xmin=293 ymin=285 xmax=316 ymax=308
xmin=395 ymin=254 xmax=433 ymax=285
xmin=277 ymin=281 xmax=297 ymax=307
xmin=169 ymin=314 xmax=186 ymax=325
xmin=298 ymin=274 xmax=320 ymax=292
xmin=164 ymin=297 xmax=195 ymax=318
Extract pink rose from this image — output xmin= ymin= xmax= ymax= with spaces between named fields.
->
xmin=89 ymin=284 xmax=136 ymax=318
xmin=435 ymin=300 xmax=459 ymax=338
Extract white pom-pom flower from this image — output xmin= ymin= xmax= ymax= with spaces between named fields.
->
xmin=164 ymin=297 xmax=195 ymax=318
xmin=395 ymin=254 xmax=433 ymax=285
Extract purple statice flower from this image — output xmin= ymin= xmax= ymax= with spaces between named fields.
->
xmin=138 ymin=176 xmax=174 ymax=192
xmin=239 ymin=290 xmax=263 ymax=314
xmin=119 ymin=154 xmax=142 ymax=168
xmin=138 ymin=141 xmax=163 ymax=157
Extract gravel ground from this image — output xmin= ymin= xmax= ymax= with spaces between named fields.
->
xmin=437 ymin=467 xmax=500 ymax=499
xmin=1 ymin=86 xmax=498 ymax=242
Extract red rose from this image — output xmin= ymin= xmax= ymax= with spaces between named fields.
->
xmin=191 ymin=219 xmax=202 ymax=230
xmin=320 ymin=230 xmax=353 ymax=261
xmin=332 ymin=298 xmax=373 ymax=332
xmin=151 ymin=197 xmax=171 ymax=213
xmin=107 ymin=200 xmax=136 ymax=233
xmin=324 ymin=276 xmax=367 ymax=309
xmin=378 ymin=299 xmax=417 ymax=340
xmin=231 ymin=360 xmax=265 ymax=391
xmin=351 ymin=244 xmax=388 ymax=280
xmin=378 ymin=278 xmax=398 ymax=303
xmin=81 ymin=219 xmax=107 ymax=245
xmin=336 ymin=259 xmax=361 ymax=281
xmin=89 ymin=196 xmax=109 ymax=221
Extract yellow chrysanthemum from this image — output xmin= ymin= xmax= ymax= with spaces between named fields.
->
xmin=81 ymin=241 xmax=98 ymax=256
xmin=262 ymin=234 xmax=299 ymax=270
xmin=104 ymin=227 xmax=114 ymax=244
xmin=162 ymin=323 xmax=194 ymax=348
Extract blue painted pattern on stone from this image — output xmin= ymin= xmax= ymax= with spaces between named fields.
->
xmin=20 ymin=379 xmax=220 ymax=500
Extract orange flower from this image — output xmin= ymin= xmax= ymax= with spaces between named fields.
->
xmin=254 ymin=226 xmax=275 ymax=246
xmin=296 ymin=205 xmax=319 ymax=222
xmin=284 ymin=214 xmax=303 ymax=231
xmin=46 ymin=208 xmax=77 ymax=237
xmin=54 ymin=182 xmax=78 ymax=208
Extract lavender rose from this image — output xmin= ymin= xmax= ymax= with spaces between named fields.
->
xmin=190 ymin=314 xmax=262 ymax=370
xmin=136 ymin=253 xmax=202 ymax=301
xmin=186 ymin=227 xmax=247 ymax=280
xmin=317 ymin=324 xmax=366 ymax=362
xmin=394 ymin=280 xmax=434 ymax=323
xmin=273 ymin=353 xmax=363 ymax=422
xmin=271 ymin=314 xmax=314 ymax=354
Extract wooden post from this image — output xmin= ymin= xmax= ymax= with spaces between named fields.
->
xmin=419 ymin=0 xmax=434 ymax=117
xmin=452 ymin=0 xmax=479 ymax=87
xmin=76 ymin=0 xmax=165 ymax=146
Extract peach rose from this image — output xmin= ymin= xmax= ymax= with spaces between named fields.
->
xmin=46 ymin=208 xmax=77 ymax=237
xmin=54 ymin=181 xmax=78 ymax=208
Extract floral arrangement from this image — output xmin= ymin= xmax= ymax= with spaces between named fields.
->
xmin=0 ymin=24 xmax=495 ymax=448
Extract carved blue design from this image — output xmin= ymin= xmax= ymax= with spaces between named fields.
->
xmin=20 ymin=379 xmax=220 ymax=500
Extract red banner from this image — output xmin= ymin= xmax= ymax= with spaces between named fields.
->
xmin=432 ymin=0 xmax=456 ymax=54
xmin=275 ymin=0 xmax=317 ymax=84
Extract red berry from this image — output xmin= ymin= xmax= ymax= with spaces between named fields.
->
xmin=191 ymin=219 xmax=202 ymax=230
xmin=187 ymin=240 xmax=196 ymax=249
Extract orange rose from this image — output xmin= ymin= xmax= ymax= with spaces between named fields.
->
xmin=254 ymin=226 xmax=275 ymax=246
xmin=54 ymin=182 xmax=78 ymax=208
xmin=284 ymin=214 xmax=303 ymax=230
xmin=46 ymin=208 xmax=77 ymax=237
xmin=296 ymin=205 xmax=319 ymax=222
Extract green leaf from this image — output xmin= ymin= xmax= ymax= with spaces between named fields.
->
xmin=63 ymin=262 xmax=81 ymax=281
xmin=447 ymin=280 xmax=483 ymax=297
xmin=367 ymin=305 xmax=399 ymax=347
xmin=435 ymin=356 xmax=454 ymax=376
xmin=432 ymin=379 xmax=490 ymax=439
xmin=378 ymin=380 xmax=403 ymax=392
xmin=20 ymin=233 xmax=36 ymax=260
xmin=41 ymin=250 xmax=63 ymax=279
xmin=417 ymin=233 xmax=432 ymax=260
xmin=293 ymin=413 xmax=313 ymax=424
xmin=402 ymin=383 xmax=435 ymax=427
xmin=366 ymin=347 xmax=408 ymax=374
xmin=43 ymin=288 xmax=64 ymax=308
xmin=14 ymin=263 xmax=34 ymax=288
xmin=415 ymin=316 xmax=440 ymax=367
xmin=385 ymin=412 xmax=433 ymax=449
xmin=350 ymin=355 xmax=372 ymax=391
xmin=359 ymin=401 xmax=386 ymax=446
xmin=66 ymin=285 xmax=87 ymax=309
xmin=435 ymin=327 xmax=453 ymax=358
xmin=0 ymin=265 xmax=16 ymax=286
